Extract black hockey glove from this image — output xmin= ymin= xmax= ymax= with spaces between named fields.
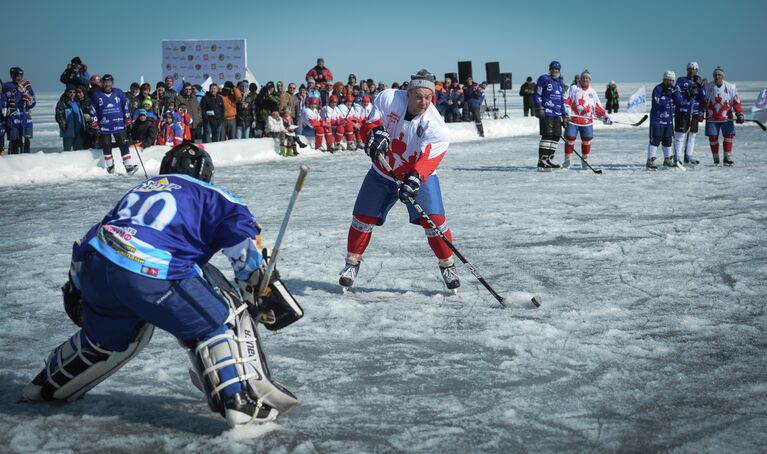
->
xmin=736 ymin=112 xmax=745 ymax=124
xmin=62 ymin=276 xmax=83 ymax=327
xmin=398 ymin=172 xmax=421 ymax=204
xmin=561 ymin=114 xmax=570 ymax=125
xmin=365 ymin=126 xmax=391 ymax=163
xmin=534 ymin=106 xmax=544 ymax=119
xmin=663 ymin=85 xmax=675 ymax=98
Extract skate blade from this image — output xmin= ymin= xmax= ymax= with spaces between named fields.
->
xmin=340 ymin=286 xmax=350 ymax=295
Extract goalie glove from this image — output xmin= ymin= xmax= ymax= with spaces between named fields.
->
xmin=236 ymin=248 xmax=279 ymax=306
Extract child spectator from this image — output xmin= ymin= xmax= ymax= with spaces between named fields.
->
xmin=130 ymin=109 xmax=158 ymax=149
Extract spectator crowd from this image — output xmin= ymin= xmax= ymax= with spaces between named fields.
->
xmin=1 ymin=55 xmax=622 ymax=156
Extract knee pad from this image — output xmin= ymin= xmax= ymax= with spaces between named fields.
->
xmin=22 ymin=324 xmax=154 ymax=402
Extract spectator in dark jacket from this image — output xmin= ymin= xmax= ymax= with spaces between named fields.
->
xmin=74 ymin=87 xmax=95 ymax=148
xmin=254 ymin=82 xmax=280 ymax=138
xmin=59 ymin=57 xmax=91 ymax=90
xmin=446 ymin=81 xmax=463 ymax=123
xmin=436 ymin=77 xmax=450 ymax=117
xmin=237 ymin=83 xmax=258 ymax=138
xmin=127 ymin=82 xmax=142 ymax=115
xmin=130 ymin=109 xmax=158 ymax=149
xmin=55 ymin=85 xmax=86 ymax=151
xmin=462 ymin=77 xmax=485 ymax=137
xmin=519 ymin=76 xmax=536 ymax=117
xmin=605 ymin=81 xmax=619 ymax=114
xmin=175 ymin=82 xmax=202 ymax=140
xmin=200 ymin=83 xmax=224 ymax=142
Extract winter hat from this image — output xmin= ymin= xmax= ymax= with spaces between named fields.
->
xmin=65 ymin=84 xmax=77 ymax=92
xmin=713 ymin=66 xmax=724 ymax=77
xmin=580 ymin=69 xmax=591 ymax=80
xmin=143 ymin=98 xmax=153 ymax=106
xmin=249 ymin=83 xmax=258 ymax=92
xmin=663 ymin=70 xmax=676 ymax=81
xmin=71 ymin=56 xmax=82 ymax=65
xmin=307 ymin=78 xmax=315 ymax=84
xmin=156 ymin=81 xmax=165 ymax=88
xmin=408 ymin=69 xmax=436 ymax=93
xmin=137 ymin=109 xmax=148 ymax=116
xmin=165 ymin=75 xmax=174 ymax=82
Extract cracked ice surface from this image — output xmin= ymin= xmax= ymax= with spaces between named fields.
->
xmin=1 ymin=92 xmax=766 ymax=452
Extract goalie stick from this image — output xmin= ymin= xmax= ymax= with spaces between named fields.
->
xmin=257 ymin=165 xmax=310 ymax=297
xmin=377 ymin=157 xmax=541 ymax=308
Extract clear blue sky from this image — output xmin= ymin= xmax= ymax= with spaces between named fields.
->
xmin=4 ymin=0 xmax=765 ymax=92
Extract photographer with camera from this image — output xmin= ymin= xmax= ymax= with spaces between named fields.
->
xmin=59 ymin=56 xmax=91 ymax=91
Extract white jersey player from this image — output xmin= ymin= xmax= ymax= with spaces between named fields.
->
xmin=562 ymin=70 xmax=610 ymax=168
xmin=339 ymin=69 xmax=460 ymax=292
xmin=702 ymin=66 xmax=744 ymax=166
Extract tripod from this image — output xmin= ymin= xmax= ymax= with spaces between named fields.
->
xmin=500 ymin=89 xmax=509 ymax=118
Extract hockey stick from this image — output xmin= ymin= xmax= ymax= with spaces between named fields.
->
xmin=257 ymin=165 xmax=310 ymax=297
xmin=131 ymin=143 xmax=149 ymax=179
xmin=569 ymin=114 xmax=648 ymax=127
xmin=744 ymin=119 xmax=767 ymax=131
xmin=570 ymin=147 xmax=602 ymax=174
xmin=377 ymin=157 xmax=541 ymax=308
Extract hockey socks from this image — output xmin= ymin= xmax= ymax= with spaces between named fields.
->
xmin=347 ymin=215 xmax=377 ymax=256
xmin=420 ymin=214 xmax=453 ymax=261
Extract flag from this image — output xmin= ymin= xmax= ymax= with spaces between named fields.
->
xmin=140 ymin=75 xmax=144 ymax=85
xmin=200 ymin=76 xmax=213 ymax=93
xmin=627 ymin=86 xmax=646 ymax=113
xmin=753 ymin=86 xmax=767 ymax=113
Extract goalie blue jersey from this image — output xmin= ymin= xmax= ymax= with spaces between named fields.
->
xmin=73 ymin=175 xmax=262 ymax=280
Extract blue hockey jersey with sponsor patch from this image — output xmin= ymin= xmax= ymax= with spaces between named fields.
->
xmin=90 ymin=88 xmax=129 ymax=135
xmin=674 ymin=76 xmax=706 ymax=115
xmin=651 ymin=83 xmax=675 ymax=127
xmin=72 ymin=174 xmax=262 ymax=280
xmin=533 ymin=74 xmax=565 ymax=117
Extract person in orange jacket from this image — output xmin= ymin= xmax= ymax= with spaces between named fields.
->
xmin=220 ymin=81 xmax=241 ymax=140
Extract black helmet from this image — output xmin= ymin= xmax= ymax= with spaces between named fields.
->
xmin=159 ymin=142 xmax=214 ymax=183
xmin=10 ymin=67 xmax=23 ymax=78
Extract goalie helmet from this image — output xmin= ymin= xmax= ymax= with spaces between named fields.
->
xmin=160 ymin=142 xmax=214 ymax=183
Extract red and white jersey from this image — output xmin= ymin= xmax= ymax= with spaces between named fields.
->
xmin=703 ymin=81 xmax=742 ymax=122
xmin=321 ymin=105 xmax=343 ymax=124
xmin=364 ymin=89 xmax=449 ymax=182
xmin=357 ymin=102 xmax=372 ymax=121
xmin=337 ymin=104 xmax=358 ymax=122
xmin=300 ymin=107 xmax=322 ymax=132
xmin=564 ymin=84 xmax=606 ymax=125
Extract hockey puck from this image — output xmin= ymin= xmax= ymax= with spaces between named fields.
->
xmin=531 ymin=295 xmax=542 ymax=307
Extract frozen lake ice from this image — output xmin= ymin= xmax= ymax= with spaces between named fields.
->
xmin=0 ymin=86 xmax=766 ymax=452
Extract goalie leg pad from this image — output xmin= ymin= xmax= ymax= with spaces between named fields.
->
xmin=187 ymin=309 xmax=297 ymax=427
xmin=22 ymin=323 xmax=154 ymax=402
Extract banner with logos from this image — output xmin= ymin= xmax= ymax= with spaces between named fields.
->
xmin=161 ymin=39 xmax=250 ymax=86
xmin=627 ymin=86 xmax=647 ymax=113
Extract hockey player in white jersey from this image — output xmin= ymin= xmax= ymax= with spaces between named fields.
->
xmin=702 ymin=66 xmax=744 ymax=166
xmin=339 ymin=69 xmax=459 ymax=292
xmin=562 ymin=70 xmax=611 ymax=168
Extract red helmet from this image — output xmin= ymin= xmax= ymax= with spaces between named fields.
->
xmin=90 ymin=75 xmax=101 ymax=86
xmin=329 ymin=95 xmax=338 ymax=103
xmin=345 ymin=95 xmax=354 ymax=103
xmin=362 ymin=95 xmax=371 ymax=103
xmin=308 ymin=97 xmax=320 ymax=105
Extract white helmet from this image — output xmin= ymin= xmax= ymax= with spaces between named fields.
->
xmin=686 ymin=61 xmax=699 ymax=70
xmin=663 ymin=70 xmax=676 ymax=81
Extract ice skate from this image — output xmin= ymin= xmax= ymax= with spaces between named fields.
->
xmin=224 ymin=392 xmax=279 ymax=427
xmin=339 ymin=260 xmax=360 ymax=291
xmin=106 ymin=165 xmax=115 ymax=174
xmin=662 ymin=156 xmax=675 ymax=168
xmin=723 ymin=153 xmax=733 ymax=167
xmin=561 ymin=157 xmax=571 ymax=169
xmin=125 ymin=164 xmax=138 ymax=175
xmin=712 ymin=154 xmax=720 ymax=166
xmin=646 ymin=157 xmax=657 ymax=170
xmin=580 ymin=157 xmax=589 ymax=169
xmin=685 ymin=155 xmax=699 ymax=165
xmin=439 ymin=263 xmax=461 ymax=293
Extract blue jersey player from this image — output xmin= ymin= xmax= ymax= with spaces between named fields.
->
xmin=22 ymin=142 xmax=298 ymax=428
xmin=534 ymin=61 xmax=567 ymax=170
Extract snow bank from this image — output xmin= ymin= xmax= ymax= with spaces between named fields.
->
xmin=0 ymin=114 xmax=645 ymax=187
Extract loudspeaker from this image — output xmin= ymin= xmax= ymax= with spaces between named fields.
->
xmin=485 ymin=62 xmax=500 ymax=84
xmin=500 ymin=73 xmax=512 ymax=90
xmin=444 ymin=72 xmax=458 ymax=83
xmin=458 ymin=61 xmax=473 ymax=84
